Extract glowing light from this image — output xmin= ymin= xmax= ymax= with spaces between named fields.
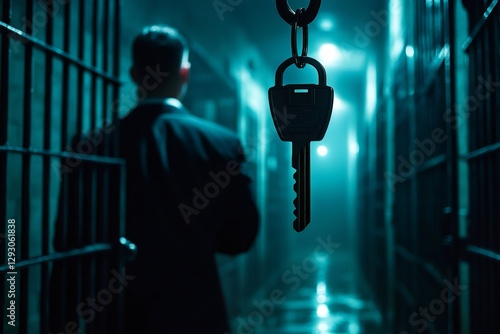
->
xmin=365 ymin=62 xmax=377 ymax=121
xmin=320 ymin=19 xmax=333 ymax=31
xmin=317 ymin=145 xmax=328 ymax=157
xmin=406 ymin=45 xmax=415 ymax=58
xmin=239 ymin=69 xmax=265 ymax=114
xmin=317 ymin=304 xmax=330 ymax=318
xmin=389 ymin=0 xmax=404 ymax=60
xmin=349 ymin=142 xmax=360 ymax=155
xmin=318 ymin=322 xmax=329 ymax=332
xmin=317 ymin=294 xmax=327 ymax=303
xmin=317 ymin=282 xmax=327 ymax=294
xmin=349 ymin=323 xmax=361 ymax=333
xmin=318 ymin=43 xmax=342 ymax=66
xmin=333 ymin=96 xmax=350 ymax=114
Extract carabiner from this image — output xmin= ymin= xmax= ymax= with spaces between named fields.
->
xmin=276 ymin=0 xmax=321 ymax=27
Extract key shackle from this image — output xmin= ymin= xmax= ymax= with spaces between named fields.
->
xmin=276 ymin=0 xmax=321 ymax=27
xmin=274 ymin=56 xmax=328 ymax=87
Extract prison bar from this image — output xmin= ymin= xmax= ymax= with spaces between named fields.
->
xmin=0 ymin=243 xmax=114 ymax=272
xmin=1 ymin=0 xmax=123 ymax=331
xmin=0 ymin=22 xmax=121 ymax=84
xmin=20 ymin=1 xmax=35 ymax=332
xmin=40 ymin=0 xmax=54 ymax=330
xmin=0 ymin=0 xmax=12 ymax=328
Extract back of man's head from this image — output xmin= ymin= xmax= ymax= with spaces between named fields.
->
xmin=132 ymin=25 xmax=188 ymax=76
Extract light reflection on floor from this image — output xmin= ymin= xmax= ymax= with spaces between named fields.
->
xmin=233 ymin=250 xmax=383 ymax=334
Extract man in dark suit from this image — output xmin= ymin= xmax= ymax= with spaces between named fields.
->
xmin=51 ymin=25 xmax=259 ymax=333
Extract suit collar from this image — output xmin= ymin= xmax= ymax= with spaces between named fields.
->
xmin=134 ymin=97 xmax=189 ymax=115
xmin=138 ymin=97 xmax=184 ymax=109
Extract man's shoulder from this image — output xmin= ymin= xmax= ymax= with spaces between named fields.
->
xmin=123 ymin=100 xmax=242 ymax=157
xmin=175 ymin=114 xmax=238 ymax=140
xmin=143 ymin=103 xmax=238 ymax=141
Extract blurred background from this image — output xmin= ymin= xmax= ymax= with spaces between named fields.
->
xmin=1 ymin=0 xmax=499 ymax=333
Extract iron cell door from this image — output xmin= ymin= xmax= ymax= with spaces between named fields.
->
xmin=461 ymin=1 xmax=500 ymax=333
xmin=391 ymin=1 xmax=461 ymax=333
xmin=0 ymin=0 xmax=126 ymax=333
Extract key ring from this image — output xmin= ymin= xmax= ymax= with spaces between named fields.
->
xmin=291 ymin=8 xmax=308 ymax=68
xmin=276 ymin=0 xmax=321 ymax=27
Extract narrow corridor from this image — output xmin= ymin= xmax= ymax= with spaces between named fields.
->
xmin=233 ymin=250 xmax=383 ymax=334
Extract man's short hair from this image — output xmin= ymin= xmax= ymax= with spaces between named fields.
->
xmin=132 ymin=25 xmax=188 ymax=75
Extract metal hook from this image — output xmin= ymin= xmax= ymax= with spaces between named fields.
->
xmin=276 ymin=0 xmax=321 ymax=27
xmin=291 ymin=8 xmax=308 ymax=68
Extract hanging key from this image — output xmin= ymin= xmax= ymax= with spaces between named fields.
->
xmin=269 ymin=56 xmax=334 ymax=232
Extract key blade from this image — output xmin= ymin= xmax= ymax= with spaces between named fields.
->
xmin=292 ymin=141 xmax=310 ymax=232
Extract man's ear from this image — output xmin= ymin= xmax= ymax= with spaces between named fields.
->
xmin=180 ymin=63 xmax=190 ymax=84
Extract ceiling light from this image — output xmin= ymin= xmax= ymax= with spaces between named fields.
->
xmin=318 ymin=43 xmax=341 ymax=66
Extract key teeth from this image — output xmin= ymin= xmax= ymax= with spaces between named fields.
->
xmin=292 ymin=169 xmax=299 ymax=218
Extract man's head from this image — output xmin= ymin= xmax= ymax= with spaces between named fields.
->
xmin=131 ymin=25 xmax=190 ymax=100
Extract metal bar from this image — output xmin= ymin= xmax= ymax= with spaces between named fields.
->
xmin=100 ymin=15 xmax=111 ymax=320
xmin=0 ymin=243 xmax=114 ymax=272
xmin=102 ymin=0 xmax=111 ymax=158
xmin=40 ymin=0 xmax=55 ymax=331
xmin=445 ymin=1 xmax=460 ymax=332
xmin=88 ymin=2 xmax=99 ymax=319
xmin=20 ymin=1 xmax=34 ymax=332
xmin=416 ymin=45 xmax=449 ymax=97
xmin=462 ymin=141 xmax=500 ymax=160
xmin=112 ymin=0 xmax=121 ymax=129
xmin=103 ymin=0 xmax=110 ymax=75
xmin=0 ymin=0 xmax=12 ymax=328
xmin=60 ymin=0 xmax=70 ymax=151
xmin=415 ymin=153 xmax=447 ymax=175
xmin=0 ymin=146 xmax=124 ymax=165
xmin=0 ymin=22 xmax=120 ymax=84
xmin=466 ymin=244 xmax=500 ymax=262
xmin=115 ymin=162 xmax=126 ymax=333
xmin=113 ymin=2 xmax=122 ymax=330
xmin=496 ymin=9 xmax=500 ymax=147
xmin=99 ymin=4 xmax=111 ymax=324
xmin=98 ymin=2 xmax=111 ymax=322
xmin=74 ymin=1 xmax=86 ymax=324
xmin=89 ymin=6 xmax=100 ymax=328
xmin=91 ymin=0 xmax=98 ymax=130
xmin=77 ymin=0 xmax=85 ymax=135
xmin=462 ymin=0 xmax=499 ymax=52
xmin=58 ymin=1 xmax=70 ymax=318
xmin=395 ymin=245 xmax=445 ymax=287
xmin=396 ymin=282 xmax=416 ymax=308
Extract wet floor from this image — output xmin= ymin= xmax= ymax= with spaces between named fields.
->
xmin=231 ymin=249 xmax=383 ymax=334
